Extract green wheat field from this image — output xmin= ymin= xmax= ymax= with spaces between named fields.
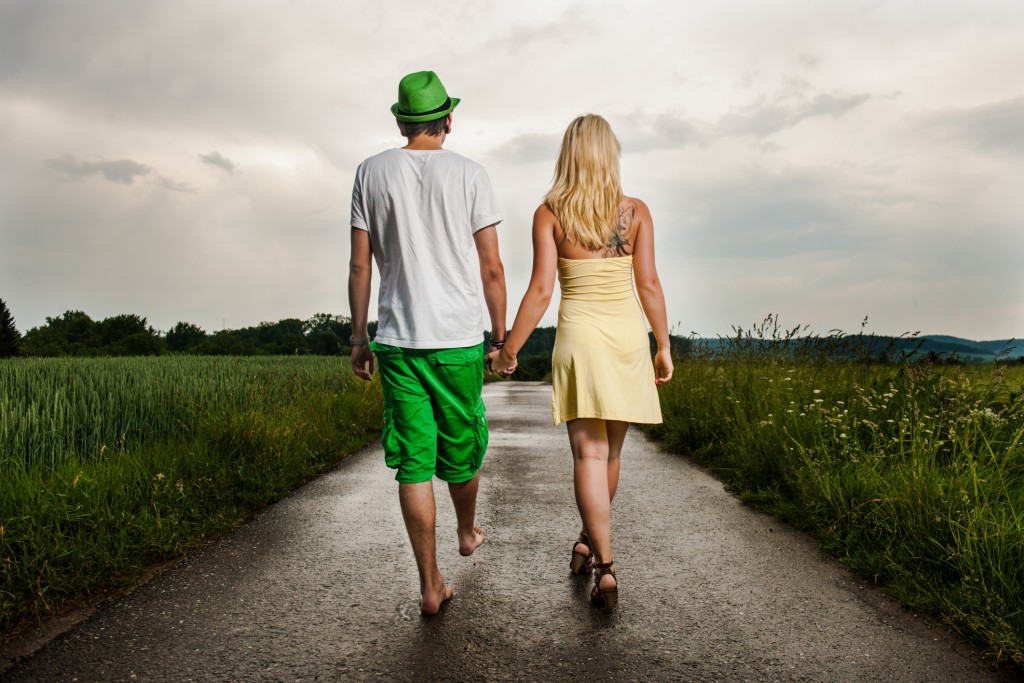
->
xmin=0 ymin=356 xmax=383 ymax=632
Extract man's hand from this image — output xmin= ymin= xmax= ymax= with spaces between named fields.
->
xmin=348 ymin=228 xmax=374 ymax=381
xmin=351 ymin=345 xmax=376 ymax=381
xmin=486 ymin=348 xmax=517 ymax=377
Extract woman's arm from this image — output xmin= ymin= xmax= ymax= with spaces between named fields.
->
xmin=631 ymin=199 xmax=674 ymax=384
xmin=488 ymin=205 xmax=559 ymax=374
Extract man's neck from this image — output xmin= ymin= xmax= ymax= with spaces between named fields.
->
xmin=403 ymin=133 xmax=445 ymax=150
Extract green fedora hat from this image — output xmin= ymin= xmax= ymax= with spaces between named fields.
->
xmin=391 ymin=71 xmax=460 ymax=122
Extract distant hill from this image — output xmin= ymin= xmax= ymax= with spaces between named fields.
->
xmin=511 ymin=328 xmax=1021 ymax=365
xmin=916 ymin=335 xmax=1020 ymax=358
xmin=687 ymin=334 xmax=1021 ymax=364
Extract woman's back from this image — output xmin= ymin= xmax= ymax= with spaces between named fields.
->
xmin=549 ymin=198 xmax=644 ymax=261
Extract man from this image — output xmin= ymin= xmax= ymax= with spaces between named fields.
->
xmin=347 ymin=70 xmax=507 ymax=615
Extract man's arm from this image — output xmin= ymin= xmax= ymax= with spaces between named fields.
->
xmin=348 ymin=228 xmax=375 ymax=380
xmin=472 ymin=225 xmax=507 ymax=345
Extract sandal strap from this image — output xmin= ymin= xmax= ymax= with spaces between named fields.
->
xmin=592 ymin=561 xmax=619 ymax=600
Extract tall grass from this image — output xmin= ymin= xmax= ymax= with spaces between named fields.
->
xmin=652 ymin=319 xmax=1024 ymax=665
xmin=1 ymin=356 xmax=352 ymax=471
xmin=0 ymin=357 xmax=383 ymax=631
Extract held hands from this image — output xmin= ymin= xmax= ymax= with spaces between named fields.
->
xmin=654 ymin=347 xmax=674 ymax=385
xmin=485 ymin=348 xmax=518 ymax=377
xmin=351 ymin=344 xmax=375 ymax=381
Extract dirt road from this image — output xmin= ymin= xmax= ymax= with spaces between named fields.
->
xmin=4 ymin=382 xmax=1016 ymax=682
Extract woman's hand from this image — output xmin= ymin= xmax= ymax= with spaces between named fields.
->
xmin=654 ymin=347 xmax=674 ymax=385
xmin=486 ymin=348 xmax=518 ymax=377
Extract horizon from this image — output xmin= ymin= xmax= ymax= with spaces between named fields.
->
xmin=5 ymin=305 xmax=1020 ymax=346
xmin=2 ymin=1 xmax=1023 ymax=340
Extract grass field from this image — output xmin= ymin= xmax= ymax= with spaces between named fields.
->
xmin=651 ymin=329 xmax=1024 ymax=664
xmin=0 ymin=356 xmax=383 ymax=632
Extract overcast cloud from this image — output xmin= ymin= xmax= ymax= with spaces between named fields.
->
xmin=1 ymin=0 xmax=1022 ymax=340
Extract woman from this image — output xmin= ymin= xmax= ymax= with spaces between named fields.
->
xmin=488 ymin=114 xmax=673 ymax=613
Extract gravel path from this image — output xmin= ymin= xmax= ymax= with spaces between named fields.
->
xmin=4 ymin=382 xmax=1018 ymax=682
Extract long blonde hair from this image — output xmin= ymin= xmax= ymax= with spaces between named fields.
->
xmin=544 ymin=114 xmax=623 ymax=251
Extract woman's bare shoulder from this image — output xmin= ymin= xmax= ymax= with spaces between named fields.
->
xmin=534 ymin=202 xmax=556 ymax=220
xmin=534 ymin=202 xmax=561 ymax=231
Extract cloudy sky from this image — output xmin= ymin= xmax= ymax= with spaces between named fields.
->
xmin=2 ymin=0 xmax=1022 ymax=340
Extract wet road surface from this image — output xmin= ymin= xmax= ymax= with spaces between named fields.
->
xmin=5 ymin=382 xmax=1018 ymax=682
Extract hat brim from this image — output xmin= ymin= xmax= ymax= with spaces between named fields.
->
xmin=391 ymin=97 xmax=460 ymax=123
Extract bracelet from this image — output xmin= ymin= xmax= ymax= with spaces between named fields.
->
xmin=349 ymin=336 xmax=370 ymax=346
xmin=489 ymin=331 xmax=508 ymax=349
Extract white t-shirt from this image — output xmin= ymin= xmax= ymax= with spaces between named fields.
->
xmin=350 ymin=148 xmax=502 ymax=349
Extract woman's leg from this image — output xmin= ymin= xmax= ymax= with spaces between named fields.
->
xmin=574 ymin=420 xmax=629 ymax=542
xmin=567 ymin=418 xmax=612 ymax=566
xmin=606 ymin=420 xmax=629 ymax=504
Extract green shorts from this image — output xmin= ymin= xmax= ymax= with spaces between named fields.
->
xmin=371 ymin=342 xmax=488 ymax=484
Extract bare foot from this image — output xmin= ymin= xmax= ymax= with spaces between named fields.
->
xmin=420 ymin=584 xmax=453 ymax=616
xmin=458 ymin=524 xmax=486 ymax=556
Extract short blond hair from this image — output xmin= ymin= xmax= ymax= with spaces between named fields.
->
xmin=544 ymin=114 xmax=622 ymax=251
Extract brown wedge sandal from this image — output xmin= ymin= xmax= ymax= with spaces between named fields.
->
xmin=570 ymin=532 xmax=594 ymax=575
xmin=591 ymin=561 xmax=618 ymax=613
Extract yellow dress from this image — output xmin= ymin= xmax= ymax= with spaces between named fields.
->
xmin=551 ymin=255 xmax=663 ymax=425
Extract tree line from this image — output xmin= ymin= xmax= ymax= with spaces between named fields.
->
xmin=0 ymin=300 xmax=565 ymax=372
xmin=0 ymin=300 xmax=375 ymax=358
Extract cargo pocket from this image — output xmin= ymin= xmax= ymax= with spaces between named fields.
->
xmin=382 ymin=408 xmax=401 ymax=469
xmin=434 ymin=345 xmax=484 ymax=396
xmin=471 ymin=401 xmax=488 ymax=470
